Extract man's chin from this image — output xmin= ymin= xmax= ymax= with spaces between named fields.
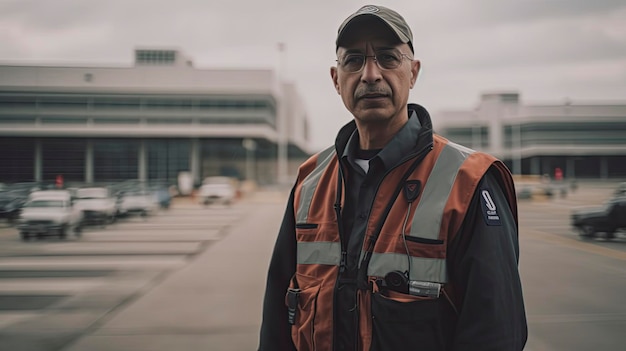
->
xmin=353 ymin=110 xmax=393 ymax=123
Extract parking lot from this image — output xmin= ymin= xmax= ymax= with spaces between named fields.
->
xmin=517 ymin=181 xmax=626 ymax=351
xmin=0 ymin=192 xmax=279 ymax=351
xmin=0 ymin=183 xmax=624 ymax=350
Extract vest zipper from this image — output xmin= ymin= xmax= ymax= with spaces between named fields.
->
xmin=332 ymin=164 xmax=346 ymax=351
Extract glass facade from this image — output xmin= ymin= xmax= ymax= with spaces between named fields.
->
xmin=147 ymin=140 xmax=190 ymax=183
xmin=94 ymin=140 xmax=139 ymax=182
xmin=0 ymin=93 xmax=277 ymax=126
xmin=504 ymin=122 xmax=626 ymax=148
xmin=0 ymin=137 xmax=35 ymax=182
xmin=41 ymin=139 xmax=86 ymax=182
xmin=0 ymin=63 xmax=312 ymax=185
xmin=444 ymin=126 xmax=489 ymax=148
xmin=201 ymin=139 xmax=246 ymax=180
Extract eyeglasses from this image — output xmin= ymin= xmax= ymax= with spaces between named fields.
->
xmin=336 ymin=50 xmax=412 ymax=73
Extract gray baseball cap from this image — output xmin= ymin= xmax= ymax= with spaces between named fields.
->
xmin=336 ymin=5 xmax=414 ymax=53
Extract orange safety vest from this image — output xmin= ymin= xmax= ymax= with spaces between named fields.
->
xmin=288 ymin=134 xmax=517 ymax=351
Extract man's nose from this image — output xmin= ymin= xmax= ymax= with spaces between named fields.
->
xmin=361 ymin=56 xmax=382 ymax=84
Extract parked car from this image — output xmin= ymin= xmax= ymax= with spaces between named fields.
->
xmin=0 ymin=190 xmax=29 ymax=224
xmin=198 ymin=176 xmax=237 ymax=206
xmin=17 ymin=190 xmax=83 ymax=240
xmin=515 ymin=179 xmax=567 ymax=200
xmin=116 ymin=189 xmax=158 ymax=217
xmin=149 ymin=183 xmax=172 ymax=209
xmin=571 ymin=195 xmax=626 ymax=239
xmin=613 ymin=182 xmax=626 ymax=197
xmin=74 ymin=187 xmax=117 ymax=226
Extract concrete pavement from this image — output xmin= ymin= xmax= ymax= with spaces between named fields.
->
xmin=2 ymin=180 xmax=621 ymax=351
xmin=62 ymin=190 xmax=288 ymax=351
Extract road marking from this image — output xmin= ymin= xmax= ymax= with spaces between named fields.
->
xmin=523 ymin=228 xmax=626 ymax=261
xmin=0 ymin=278 xmax=107 ymax=293
xmin=528 ymin=312 xmax=626 ymax=324
xmin=0 ymin=311 xmax=39 ymax=328
xmin=39 ymin=242 xmax=201 ymax=255
xmin=0 ymin=256 xmax=188 ymax=269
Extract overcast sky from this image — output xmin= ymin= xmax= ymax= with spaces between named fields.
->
xmin=1 ymin=0 xmax=625 ymax=150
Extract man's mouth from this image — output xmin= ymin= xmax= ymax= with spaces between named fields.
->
xmin=360 ymin=93 xmax=387 ymax=99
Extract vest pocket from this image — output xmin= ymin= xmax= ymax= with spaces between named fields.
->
xmin=370 ymin=291 xmax=445 ymax=351
xmin=286 ymin=273 xmax=322 ymax=351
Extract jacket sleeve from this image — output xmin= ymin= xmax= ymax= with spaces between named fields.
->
xmin=449 ymin=169 xmax=528 ymax=351
xmin=258 ymin=186 xmax=297 ymax=351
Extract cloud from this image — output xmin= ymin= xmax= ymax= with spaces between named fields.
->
xmin=0 ymin=0 xmax=624 ymax=150
xmin=445 ymin=0 xmax=625 ymax=26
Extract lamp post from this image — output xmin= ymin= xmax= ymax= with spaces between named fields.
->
xmin=277 ymin=42 xmax=288 ymax=185
xmin=242 ymin=138 xmax=257 ymax=182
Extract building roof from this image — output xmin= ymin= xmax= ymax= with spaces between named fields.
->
xmin=0 ymin=64 xmax=279 ymax=95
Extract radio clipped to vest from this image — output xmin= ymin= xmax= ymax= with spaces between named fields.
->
xmin=286 ymin=288 xmax=300 ymax=325
xmin=382 ymin=271 xmax=442 ymax=298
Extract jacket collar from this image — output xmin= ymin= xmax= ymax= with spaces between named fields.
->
xmin=336 ymin=104 xmax=434 ymax=170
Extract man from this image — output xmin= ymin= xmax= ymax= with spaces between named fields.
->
xmin=259 ymin=5 xmax=527 ymax=351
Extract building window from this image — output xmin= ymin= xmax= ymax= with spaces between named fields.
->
xmin=0 ymin=138 xmax=35 ymax=182
xmin=0 ymin=96 xmax=38 ymax=108
xmin=38 ymin=97 xmax=89 ymax=109
xmin=144 ymin=99 xmax=192 ymax=110
xmin=42 ymin=139 xmax=86 ymax=182
xmin=146 ymin=118 xmax=193 ymax=124
xmin=135 ymin=50 xmax=177 ymax=65
xmin=94 ymin=140 xmax=139 ymax=182
xmin=0 ymin=116 xmax=36 ymax=124
xmin=147 ymin=140 xmax=190 ymax=183
xmin=92 ymin=97 xmax=142 ymax=109
xmin=93 ymin=117 xmax=141 ymax=124
xmin=41 ymin=116 xmax=88 ymax=124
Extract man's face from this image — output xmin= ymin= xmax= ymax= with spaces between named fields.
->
xmin=331 ymin=20 xmax=420 ymax=126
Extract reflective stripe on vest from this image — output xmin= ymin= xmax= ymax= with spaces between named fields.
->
xmin=368 ymin=252 xmax=447 ymax=283
xmin=409 ymin=141 xmax=475 ymax=240
xmin=367 ymin=141 xmax=475 ymax=283
xmin=295 ymin=146 xmax=341 ymax=266
xmin=296 ymin=146 xmax=336 ymax=224
xmin=294 ymin=140 xmax=476 ymax=282
xmin=297 ymin=241 xmax=342 ymax=265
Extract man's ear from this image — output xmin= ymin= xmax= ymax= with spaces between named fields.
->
xmin=330 ymin=66 xmax=341 ymax=95
xmin=410 ymin=59 xmax=420 ymax=89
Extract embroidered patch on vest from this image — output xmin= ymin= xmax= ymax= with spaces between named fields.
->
xmin=480 ymin=188 xmax=501 ymax=226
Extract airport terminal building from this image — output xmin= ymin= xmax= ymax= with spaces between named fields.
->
xmin=435 ymin=92 xmax=626 ymax=179
xmin=3 ymin=50 xmax=625 ymax=186
xmin=0 ymin=48 xmax=312 ymax=186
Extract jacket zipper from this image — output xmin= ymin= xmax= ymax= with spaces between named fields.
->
xmin=354 ymin=142 xmax=433 ymax=350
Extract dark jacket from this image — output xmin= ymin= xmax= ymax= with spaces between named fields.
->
xmin=259 ymin=104 xmax=527 ymax=350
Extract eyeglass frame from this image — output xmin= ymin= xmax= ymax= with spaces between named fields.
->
xmin=335 ymin=49 xmax=414 ymax=73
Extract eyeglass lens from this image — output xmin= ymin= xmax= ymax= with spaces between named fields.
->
xmin=340 ymin=51 xmax=404 ymax=72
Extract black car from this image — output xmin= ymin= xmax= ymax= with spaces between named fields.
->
xmin=571 ymin=195 xmax=626 ymax=239
xmin=0 ymin=190 xmax=29 ymax=224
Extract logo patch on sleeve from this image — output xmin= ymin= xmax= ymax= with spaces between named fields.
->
xmin=480 ymin=188 xmax=501 ymax=226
